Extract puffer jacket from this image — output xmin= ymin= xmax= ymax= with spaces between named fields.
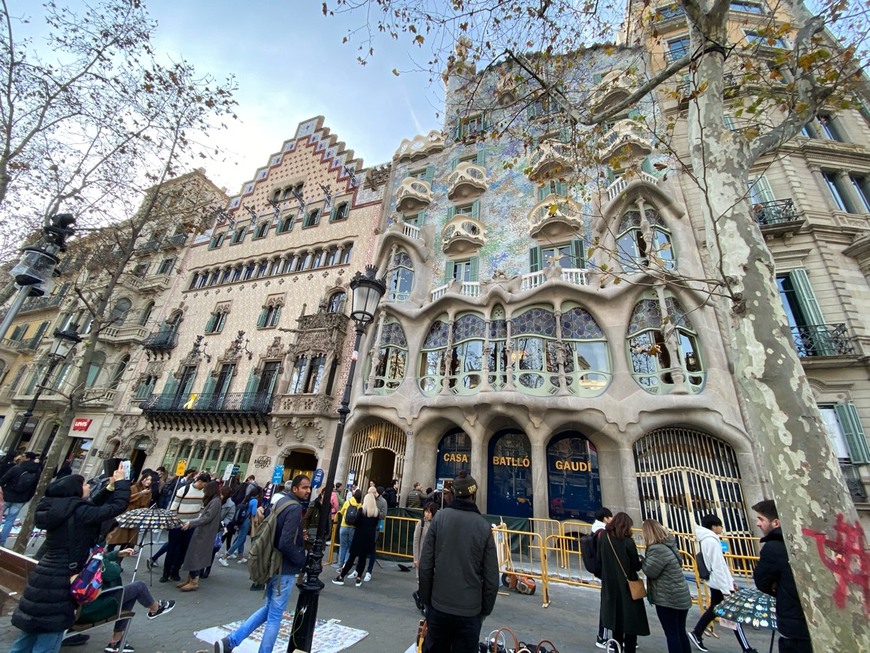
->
xmin=695 ymin=525 xmax=734 ymax=593
xmin=642 ymin=537 xmax=692 ymax=610
xmin=0 ymin=460 xmax=42 ymax=503
xmin=11 ymin=480 xmax=130 ymax=634
xmin=754 ymin=527 xmax=811 ymax=640
xmin=418 ymin=498 xmax=499 ymax=618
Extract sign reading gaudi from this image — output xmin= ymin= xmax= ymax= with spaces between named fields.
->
xmin=547 ymin=433 xmax=601 ymax=522
xmin=554 ymin=459 xmax=591 ymax=472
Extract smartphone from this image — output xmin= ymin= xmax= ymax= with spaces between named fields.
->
xmin=121 ymin=461 xmax=131 ymax=480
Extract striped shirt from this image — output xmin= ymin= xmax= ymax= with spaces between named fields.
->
xmin=170 ymin=482 xmax=205 ymax=523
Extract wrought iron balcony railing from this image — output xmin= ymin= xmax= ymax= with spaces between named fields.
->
xmin=841 ymin=462 xmax=867 ymax=501
xmin=141 ymin=391 xmax=273 ymax=414
xmin=141 ymin=330 xmax=178 ymax=351
xmin=753 ymin=199 xmax=800 ymax=226
xmin=790 ymin=323 xmax=854 ymax=358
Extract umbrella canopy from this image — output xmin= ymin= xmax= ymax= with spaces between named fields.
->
xmin=116 ymin=507 xmax=182 ymax=530
xmin=714 ymin=587 xmax=777 ymax=630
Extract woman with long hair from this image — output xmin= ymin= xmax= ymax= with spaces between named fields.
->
xmin=411 ymin=501 xmax=439 ymax=613
xmin=332 ymin=487 xmax=380 ymax=588
xmin=106 ymin=472 xmax=153 ymax=551
xmin=178 ymin=481 xmax=222 ymax=592
xmin=641 ymin=519 xmax=692 ymax=653
xmin=598 ymin=512 xmax=649 ymax=653
xmin=335 ymin=488 xmax=362 ymax=569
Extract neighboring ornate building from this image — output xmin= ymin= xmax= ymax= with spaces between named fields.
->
xmin=124 ymin=117 xmax=386 ymax=482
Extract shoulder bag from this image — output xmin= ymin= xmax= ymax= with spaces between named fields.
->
xmin=607 ymin=534 xmax=646 ymax=600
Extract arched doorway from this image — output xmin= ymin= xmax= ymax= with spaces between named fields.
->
xmin=436 ymin=429 xmax=471 ymax=487
xmin=634 ymin=427 xmax=750 ymax=538
xmin=546 ymin=432 xmax=601 ymax=521
xmin=347 ymin=422 xmax=407 ymax=491
xmin=488 ymin=429 xmax=533 ymax=518
xmin=283 ymin=449 xmax=318 ymax=483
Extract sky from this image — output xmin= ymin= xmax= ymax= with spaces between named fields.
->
xmin=141 ymin=1 xmax=444 ymax=193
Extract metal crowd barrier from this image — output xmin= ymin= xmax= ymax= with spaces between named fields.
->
xmin=492 ymin=523 xmax=550 ymax=607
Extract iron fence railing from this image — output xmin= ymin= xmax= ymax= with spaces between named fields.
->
xmin=141 ymin=330 xmax=178 ymax=350
xmin=753 ymin=199 xmax=800 ymax=226
xmin=790 ymin=323 xmax=854 ymax=357
xmin=141 ymin=391 xmax=273 ymax=414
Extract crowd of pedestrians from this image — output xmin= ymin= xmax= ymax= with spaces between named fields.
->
xmin=1 ymin=457 xmax=815 ymax=653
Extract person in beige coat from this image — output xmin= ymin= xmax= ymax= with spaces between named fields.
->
xmin=106 ymin=473 xmax=153 ymax=549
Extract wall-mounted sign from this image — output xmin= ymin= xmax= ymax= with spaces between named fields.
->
xmin=175 ymin=460 xmax=187 ymax=476
xmin=272 ymin=465 xmax=285 ymax=485
xmin=72 ymin=418 xmax=93 ymax=432
xmin=554 ymin=459 xmax=591 ymax=472
xmin=442 ymin=452 xmax=468 ymax=463
xmin=312 ymin=468 xmax=324 ymax=489
xmin=492 ymin=456 xmax=531 ymax=467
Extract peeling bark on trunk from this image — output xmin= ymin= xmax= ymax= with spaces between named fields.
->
xmin=687 ymin=17 xmax=869 ymax=647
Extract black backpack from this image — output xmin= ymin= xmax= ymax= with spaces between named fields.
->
xmin=12 ymin=469 xmax=37 ymax=495
xmin=344 ymin=503 xmax=359 ymax=526
xmin=696 ymin=550 xmax=711 ymax=580
xmin=581 ymin=531 xmax=602 ymax=577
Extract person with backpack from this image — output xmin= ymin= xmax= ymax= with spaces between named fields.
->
xmin=689 ymin=514 xmax=757 ymax=653
xmin=641 ymin=519 xmax=693 ymax=653
xmin=332 ymin=487 xmax=381 ymax=588
xmin=218 ymin=485 xmax=261 ymax=565
xmin=0 ymin=451 xmax=41 ymax=547
xmin=335 ymin=489 xmax=361 ymax=569
xmin=582 ymin=507 xmax=612 ymax=649
xmin=213 ymin=474 xmax=310 ymax=653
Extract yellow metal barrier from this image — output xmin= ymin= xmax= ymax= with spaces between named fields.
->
xmin=492 ymin=524 xmax=550 ymax=607
xmin=327 ymin=514 xmax=419 ymax=565
xmin=542 ymin=533 xmax=601 ymax=589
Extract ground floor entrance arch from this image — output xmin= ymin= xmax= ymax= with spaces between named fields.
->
xmin=283 ymin=449 xmax=318 ymax=483
xmin=436 ymin=428 xmax=471 ymax=488
xmin=634 ymin=426 xmax=751 ymax=538
xmin=488 ymin=429 xmax=533 ymax=518
xmin=546 ymin=431 xmax=601 ymax=522
xmin=347 ymin=422 xmax=406 ymax=490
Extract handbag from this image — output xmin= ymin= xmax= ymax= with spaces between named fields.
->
xmin=607 ymin=534 xmax=646 ymax=600
xmin=416 ymin=618 xmax=427 ymax=653
xmin=69 ymin=546 xmax=104 ymax=604
xmin=480 ymin=627 xmax=519 ymax=653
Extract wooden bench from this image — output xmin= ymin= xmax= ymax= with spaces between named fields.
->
xmin=0 ymin=548 xmax=37 ymax=615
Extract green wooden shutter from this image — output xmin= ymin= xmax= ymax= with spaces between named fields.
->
xmin=274 ymin=305 xmax=282 ymax=325
xmin=450 ymin=156 xmax=459 ymax=171
xmin=180 ymin=371 xmax=196 ymax=398
xmin=476 ymin=149 xmax=486 ymax=166
xmin=538 ymin=185 xmax=549 ymax=202
xmin=205 ymin=313 xmax=217 ymax=333
xmin=789 ymin=268 xmax=833 ymax=355
xmin=571 ymin=238 xmax=586 ymax=269
xmin=201 ymin=374 xmax=217 ymax=398
xmin=530 ymin=247 xmax=543 ymax=273
xmin=424 ymin=165 xmax=435 ymax=183
xmin=555 ymin=181 xmax=568 ymax=196
xmin=257 ymin=308 xmax=268 ymax=328
xmin=162 ymin=375 xmax=179 ymax=397
xmin=471 ymin=200 xmax=480 ymax=219
xmin=30 ymin=321 xmax=49 ymax=347
xmin=244 ymin=369 xmax=260 ymax=394
xmin=445 ymin=261 xmax=456 ymax=282
xmin=834 ymin=403 xmax=870 ymax=463
xmin=452 ymin=120 xmax=462 ymax=141
xmin=592 ymin=72 xmax=603 ymax=84
xmin=641 ymin=157 xmax=655 ymax=175
xmin=469 ymin=257 xmax=480 ymax=281
xmin=447 ymin=206 xmax=457 ymax=220
xmin=329 ymin=205 xmax=338 ymax=222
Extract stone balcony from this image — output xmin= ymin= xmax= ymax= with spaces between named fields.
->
xmin=446 ymin=162 xmax=488 ymax=201
xmin=431 ymin=281 xmax=481 ymax=302
xmin=528 ymin=196 xmax=584 ymax=241
xmin=82 ymin=386 xmax=117 ymax=408
xmin=598 ymin=119 xmax=652 ymax=163
xmin=395 ymin=177 xmax=434 ymax=214
xmin=393 ymin=130 xmax=445 ymax=163
xmin=99 ymin=324 xmax=149 ymax=345
xmin=605 ymin=171 xmax=661 ymax=202
xmin=588 ymin=71 xmax=635 ymax=115
xmin=162 ymin=233 xmax=188 ymax=249
xmin=442 ymin=215 xmax=486 ymax=256
xmin=528 ymin=141 xmax=575 ymax=183
xmin=138 ymin=273 xmax=172 ymax=294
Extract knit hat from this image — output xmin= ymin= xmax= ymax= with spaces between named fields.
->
xmin=46 ymin=474 xmax=85 ymax=498
xmin=452 ymin=474 xmax=478 ymax=498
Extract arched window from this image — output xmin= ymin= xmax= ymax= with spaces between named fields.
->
xmin=109 ymin=298 xmax=132 ymax=326
xmin=488 ymin=311 xmax=509 ymax=390
xmin=560 ymin=306 xmax=611 ymax=395
xmin=387 ymin=250 xmax=414 ymax=302
xmin=109 ymin=355 xmax=130 ymax=389
xmin=419 ymin=319 xmax=450 ymax=396
xmin=488 ymin=429 xmax=533 ymax=517
xmin=616 ymin=204 xmax=675 ymax=272
xmin=547 ymin=432 xmax=601 ymax=521
xmin=372 ymin=320 xmax=407 ymax=393
xmin=304 ymin=208 xmax=321 ymax=228
xmin=511 ymin=307 xmax=559 ymax=394
xmin=139 ymin=302 xmax=154 ymax=326
xmin=449 ymin=313 xmax=486 ymax=394
xmin=85 ymin=351 xmax=106 ymax=388
xmin=331 ymin=202 xmax=350 ymax=222
xmin=327 ymin=292 xmax=346 ymax=314
xmin=627 ymin=296 xmax=704 ymax=394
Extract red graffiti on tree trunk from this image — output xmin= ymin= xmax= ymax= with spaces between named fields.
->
xmin=802 ymin=514 xmax=870 ymax=615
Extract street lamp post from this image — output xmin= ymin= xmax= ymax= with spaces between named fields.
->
xmin=0 ymin=214 xmax=75 ymax=340
xmin=289 ymin=266 xmax=386 ymax=652
xmin=4 ymin=324 xmax=82 ymax=462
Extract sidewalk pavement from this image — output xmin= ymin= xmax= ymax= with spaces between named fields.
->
xmin=1 ymin=538 xmax=775 ymax=652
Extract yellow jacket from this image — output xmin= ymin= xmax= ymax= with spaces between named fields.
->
xmin=338 ymin=495 xmax=360 ymax=528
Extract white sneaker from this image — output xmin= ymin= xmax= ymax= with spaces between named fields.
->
xmin=227 ymin=553 xmax=238 ymax=560
xmin=347 ymin=570 xmax=358 ymax=579
xmin=237 ymin=557 xmax=248 ymax=564
xmin=363 ymin=572 xmax=372 ymax=582
xmin=218 ymin=557 xmax=228 ymax=567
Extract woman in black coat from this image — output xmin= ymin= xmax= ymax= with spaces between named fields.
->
xmin=10 ymin=469 xmax=131 ymax=653
xmin=597 ymin=512 xmax=650 ymax=653
xmin=332 ymin=487 xmax=380 ymax=587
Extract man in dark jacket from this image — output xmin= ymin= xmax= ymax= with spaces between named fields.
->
xmin=0 ymin=452 xmax=42 ymax=546
xmin=419 ymin=474 xmax=499 ymax=653
xmin=9 ymin=468 xmax=130 ymax=652
xmin=214 ymin=474 xmax=310 ymax=653
xmin=752 ymin=500 xmax=813 ymax=653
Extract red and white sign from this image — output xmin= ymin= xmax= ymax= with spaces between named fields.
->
xmin=72 ymin=418 xmax=93 ymax=432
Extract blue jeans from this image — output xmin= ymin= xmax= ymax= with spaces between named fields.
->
xmin=338 ymin=526 xmax=354 ymax=566
xmin=226 ymin=518 xmax=251 ymax=557
xmin=228 ymin=573 xmax=295 ymax=653
xmin=1 ymin=502 xmax=25 ymax=546
xmin=10 ymin=630 xmax=65 ymax=653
